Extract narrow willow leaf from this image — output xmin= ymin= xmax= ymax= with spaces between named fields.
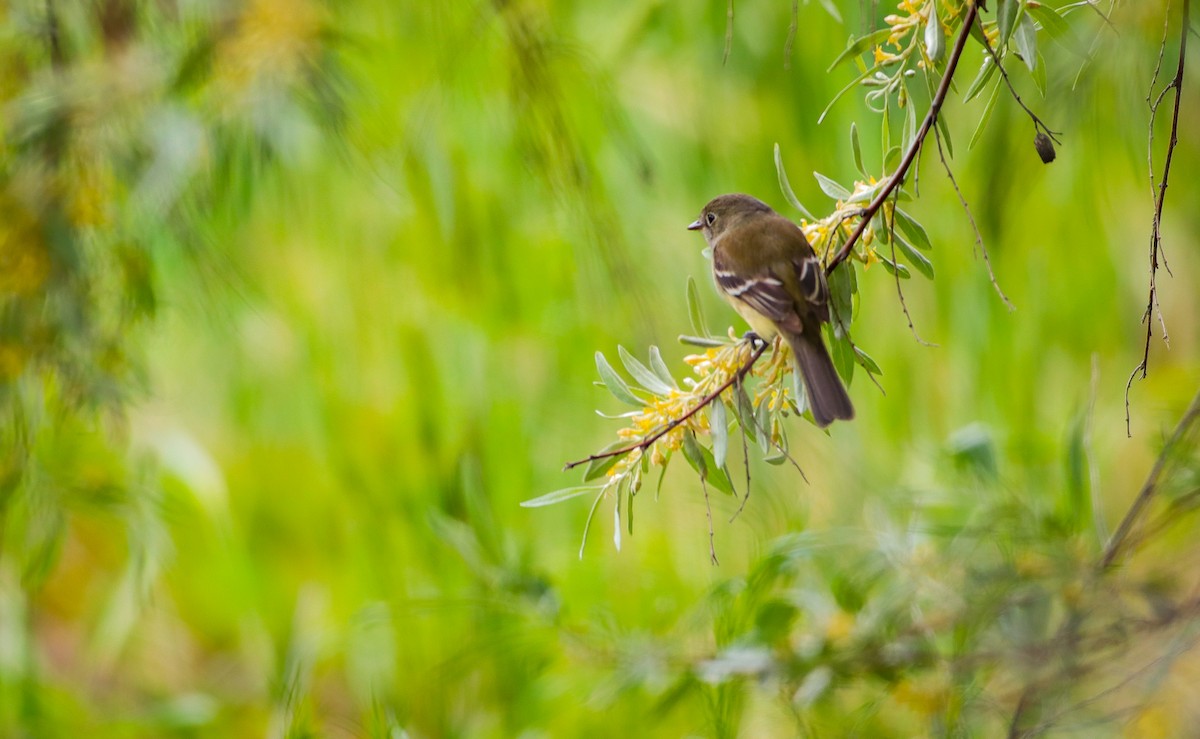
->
xmin=733 ymin=382 xmax=758 ymax=443
xmin=775 ymin=144 xmax=816 ymax=220
xmin=814 ymin=172 xmax=851 ymax=200
xmin=817 ymin=65 xmax=877 ymax=125
xmin=613 ymin=494 xmax=621 ymax=551
xmin=698 ymin=443 xmax=735 ymax=495
xmin=1013 ymin=14 xmax=1037 ymax=72
xmin=826 ymin=326 xmax=855 ymax=385
xmin=1032 ymin=51 xmax=1047 ymax=97
xmin=936 ymin=111 xmax=954 ymax=158
xmin=894 ymin=209 xmax=933 ymax=251
xmin=1027 ymin=3 xmax=1086 ymax=56
xmin=901 ymin=88 xmax=918 ymax=152
xmin=710 ymin=398 xmax=729 ymax=469
xmin=872 ymin=248 xmax=912 ymax=278
xmin=850 ymin=123 xmax=866 ymax=177
xmin=854 ymin=346 xmax=883 ymax=375
xmin=755 ymin=401 xmax=771 ymax=454
xmin=595 ymin=351 xmax=642 ymax=407
xmin=648 ymin=346 xmax=678 ymax=389
xmin=792 ymin=366 xmax=808 ymax=415
xmin=578 ymin=487 xmax=608 ymax=559
xmin=816 ymin=0 xmax=842 ymax=23
xmin=619 ymin=345 xmax=673 ymax=396
xmin=969 ymin=80 xmax=1002 ymax=150
xmin=827 ymin=28 xmax=892 ymax=71
xmin=827 ymin=264 xmax=854 ymax=335
xmin=894 ymin=232 xmax=935 ymax=279
xmin=924 ymin=4 xmax=945 ymax=62
xmin=521 ymin=485 xmax=604 ymax=508
xmin=686 ymin=277 xmax=711 ymax=338
xmin=882 ymin=145 xmax=901 ymax=174
xmin=964 ymin=57 xmax=996 ymax=102
xmin=997 ymin=0 xmax=1018 ymax=47
xmin=584 ymin=451 xmax=624 ymax=482
xmin=627 ymin=474 xmax=636 ymax=535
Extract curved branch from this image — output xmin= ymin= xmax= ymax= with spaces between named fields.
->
xmin=825 ymin=2 xmax=979 ymax=276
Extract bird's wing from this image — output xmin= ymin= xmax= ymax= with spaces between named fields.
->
xmin=712 ymin=247 xmax=805 ymax=334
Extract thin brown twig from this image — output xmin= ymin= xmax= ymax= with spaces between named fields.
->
xmin=976 ymin=14 xmax=1062 ymax=144
xmin=826 ymin=2 xmax=979 ymax=276
xmin=884 ymin=188 xmax=935 ymax=346
xmin=932 ymin=125 xmax=1016 ymax=311
xmin=702 ymin=477 xmax=719 ymax=565
xmin=1126 ymin=0 xmax=1189 ymax=437
xmin=1101 ymin=386 xmax=1200 ymax=570
xmin=563 ymin=340 xmax=769 ymax=471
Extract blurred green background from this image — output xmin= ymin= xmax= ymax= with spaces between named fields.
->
xmin=1 ymin=0 xmax=1198 ymax=736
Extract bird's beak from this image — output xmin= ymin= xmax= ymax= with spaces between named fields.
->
xmin=686 ymin=219 xmax=703 ymax=231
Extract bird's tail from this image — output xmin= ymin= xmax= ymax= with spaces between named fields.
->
xmin=784 ymin=331 xmax=855 ymax=428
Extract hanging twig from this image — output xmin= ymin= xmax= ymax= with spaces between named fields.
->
xmin=1126 ymin=0 xmax=1189 ymax=437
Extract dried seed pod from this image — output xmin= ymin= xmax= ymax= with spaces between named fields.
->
xmin=1034 ymin=132 xmax=1057 ymax=164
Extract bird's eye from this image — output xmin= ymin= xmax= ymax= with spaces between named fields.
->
xmin=705 ymin=212 xmax=716 ymax=225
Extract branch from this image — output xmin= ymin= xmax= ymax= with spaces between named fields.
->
xmin=976 ymin=14 xmax=1062 ymax=145
xmin=933 ymin=125 xmax=1016 ymax=310
xmin=826 ymin=2 xmax=979 ymax=276
xmin=1100 ymin=386 xmax=1200 ymax=570
xmin=563 ymin=340 xmax=769 ymax=472
xmin=1126 ymin=0 xmax=1189 ymax=436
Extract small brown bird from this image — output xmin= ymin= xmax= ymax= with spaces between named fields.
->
xmin=688 ymin=193 xmax=854 ymax=428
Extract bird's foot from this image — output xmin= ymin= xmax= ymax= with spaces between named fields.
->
xmin=742 ymin=331 xmax=766 ymax=349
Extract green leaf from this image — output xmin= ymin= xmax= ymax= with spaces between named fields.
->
xmin=825 ymin=325 xmax=855 ymax=385
xmin=682 ymin=429 xmax=734 ymax=494
xmin=775 ymin=144 xmax=816 ymax=220
xmin=1027 ymin=2 xmax=1086 ymax=56
xmin=925 ymin=5 xmax=945 ymax=62
xmin=1013 ymin=14 xmax=1037 ymax=72
xmin=732 ymin=382 xmax=758 ymax=443
xmin=791 ymin=365 xmax=808 ymax=415
xmin=872 ymin=248 xmax=912 ymax=278
xmin=583 ymin=441 xmax=627 ymax=482
xmin=969 ymin=80 xmax=1002 ymax=150
xmin=613 ymin=490 xmax=621 ymax=551
xmin=854 ymin=346 xmax=882 ymax=375
xmin=894 ymin=209 xmax=933 ymax=251
xmin=710 ymin=398 xmax=729 ymax=469
xmin=827 ymin=28 xmax=892 ymax=71
xmin=936 ymin=111 xmax=954 ymax=158
xmin=850 ymin=123 xmax=866 ymax=177
xmin=686 ymin=277 xmax=711 ymax=338
xmin=997 ymin=0 xmax=1019 ymax=47
xmin=964 ymin=56 xmax=996 ymax=103
xmin=596 ymin=351 xmax=643 ymax=407
xmin=827 ymin=263 xmax=854 ymax=335
xmin=817 ymin=64 xmax=877 ymax=125
xmin=578 ymin=486 xmax=608 ymax=559
xmin=882 ymin=145 xmax=901 ymax=173
xmin=648 ymin=346 xmax=678 ymax=390
xmin=1032 ymin=50 xmax=1047 ymax=97
xmin=901 ymin=86 xmax=918 ymax=152
xmin=813 ymin=172 xmax=851 ymax=200
xmin=893 ymin=231 xmax=935 ymax=279
xmin=521 ymin=485 xmax=604 ymax=508
xmin=619 ymin=345 xmax=674 ymax=396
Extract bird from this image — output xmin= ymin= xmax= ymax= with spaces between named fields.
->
xmin=688 ymin=193 xmax=854 ymax=428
